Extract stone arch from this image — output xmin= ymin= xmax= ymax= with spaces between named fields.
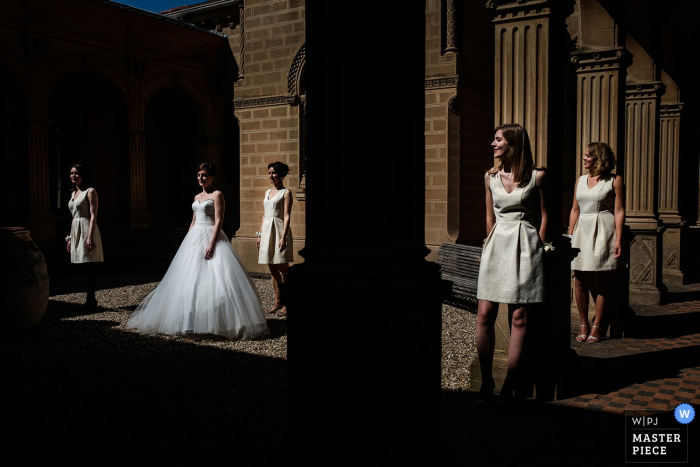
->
xmin=0 ymin=63 xmax=27 ymax=226
xmin=47 ymin=72 xmax=130 ymax=228
xmin=46 ymin=54 xmax=128 ymax=109
xmin=144 ymin=70 xmax=207 ymax=122
xmin=287 ymin=43 xmax=306 ymax=96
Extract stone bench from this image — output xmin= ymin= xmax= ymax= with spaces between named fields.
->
xmin=435 ymin=242 xmax=482 ymax=311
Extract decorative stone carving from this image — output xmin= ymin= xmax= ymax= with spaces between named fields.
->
xmin=288 ymin=43 xmax=306 ymax=95
xmin=238 ymin=3 xmax=245 ymax=80
xmin=658 ymin=103 xmax=683 ymax=223
xmin=448 ymin=95 xmax=459 ymax=115
xmin=424 ymin=77 xmax=457 ymax=89
xmin=628 ymin=228 xmax=665 ymax=304
xmin=445 ymin=0 xmax=459 ymax=54
xmin=233 ymin=95 xmax=297 ymax=108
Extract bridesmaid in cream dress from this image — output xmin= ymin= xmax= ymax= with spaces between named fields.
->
xmin=66 ymin=164 xmax=104 ymax=308
xmin=569 ymin=142 xmax=626 ymax=343
xmin=257 ymin=161 xmax=294 ymax=317
xmin=476 ymin=123 xmax=548 ymax=403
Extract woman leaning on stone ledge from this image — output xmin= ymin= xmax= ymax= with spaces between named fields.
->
xmin=569 ymin=142 xmax=627 ymax=344
xmin=66 ymin=163 xmax=103 ymax=309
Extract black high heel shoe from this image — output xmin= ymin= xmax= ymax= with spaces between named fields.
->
xmin=473 ymin=378 xmax=496 ymax=406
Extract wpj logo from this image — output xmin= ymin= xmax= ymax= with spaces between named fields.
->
xmin=625 ymin=406 xmax=693 ymax=463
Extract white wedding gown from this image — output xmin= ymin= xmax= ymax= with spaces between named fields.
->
xmin=127 ymin=199 xmax=270 ymax=340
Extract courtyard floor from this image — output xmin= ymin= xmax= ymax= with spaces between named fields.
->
xmin=4 ymin=271 xmax=699 ymax=464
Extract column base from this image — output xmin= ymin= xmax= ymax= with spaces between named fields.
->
xmin=628 ymin=227 xmax=666 ymax=305
xmin=27 ymin=210 xmax=56 ymax=253
xmin=662 ymin=223 xmax=688 ymax=286
xmin=130 ymin=209 xmax=151 ymax=228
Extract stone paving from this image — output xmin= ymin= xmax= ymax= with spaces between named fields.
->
xmin=442 ymin=284 xmax=700 ymax=465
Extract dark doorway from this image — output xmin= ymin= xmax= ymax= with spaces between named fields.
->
xmin=0 ymin=65 xmax=27 ymax=227
xmin=145 ymin=88 xmax=200 ymax=228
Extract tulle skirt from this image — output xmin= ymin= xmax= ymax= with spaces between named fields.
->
xmin=127 ymin=223 xmax=270 ymax=340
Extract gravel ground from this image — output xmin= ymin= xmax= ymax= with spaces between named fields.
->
xmin=3 ymin=270 xmax=477 ymax=464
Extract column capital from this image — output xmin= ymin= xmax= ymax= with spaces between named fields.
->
xmin=571 ymin=47 xmax=627 ymax=70
xmin=660 ymin=103 xmax=683 ymax=116
xmin=487 ymin=0 xmax=574 ymax=20
xmin=626 ymin=81 xmax=665 ymax=100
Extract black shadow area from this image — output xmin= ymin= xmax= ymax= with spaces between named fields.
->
xmin=441 ymin=390 xmax=700 ymax=466
xmin=2 ymin=313 xmax=286 ymax=464
xmin=627 ymin=311 xmax=700 ymax=339
xmin=48 ymin=268 xmax=166 ymax=296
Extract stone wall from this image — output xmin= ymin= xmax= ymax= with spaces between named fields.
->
xmin=231 ymin=0 xmax=306 ymax=273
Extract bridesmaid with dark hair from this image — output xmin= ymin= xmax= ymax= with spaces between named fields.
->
xmin=66 ymin=163 xmax=104 ymax=308
xmin=475 ymin=123 xmax=549 ymax=403
xmin=257 ymin=161 xmax=294 ymax=317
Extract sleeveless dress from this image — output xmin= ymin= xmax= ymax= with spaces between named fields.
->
xmin=127 ymin=198 xmax=270 ymax=340
xmin=258 ymin=188 xmax=294 ymax=264
xmin=68 ymin=188 xmax=104 ymax=263
xmin=477 ymin=169 xmax=545 ymax=304
xmin=571 ymin=174 xmax=626 ymax=271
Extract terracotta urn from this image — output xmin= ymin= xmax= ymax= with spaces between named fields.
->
xmin=0 ymin=227 xmax=49 ymax=330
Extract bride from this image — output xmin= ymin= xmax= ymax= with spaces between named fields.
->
xmin=127 ymin=163 xmax=270 ymax=340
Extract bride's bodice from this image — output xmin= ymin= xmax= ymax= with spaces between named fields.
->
xmin=192 ymin=199 xmax=215 ymax=225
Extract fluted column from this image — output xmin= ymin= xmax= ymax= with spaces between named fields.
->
xmin=625 ymin=82 xmax=665 ymax=304
xmin=571 ymin=48 xmax=627 ymax=177
xmin=659 ymin=103 xmax=686 ymax=285
xmin=444 ymin=0 xmax=459 ymax=54
xmin=285 ymin=1 xmax=441 ymax=462
xmin=26 ymin=35 xmax=54 ymax=250
xmin=128 ymin=57 xmax=150 ymax=228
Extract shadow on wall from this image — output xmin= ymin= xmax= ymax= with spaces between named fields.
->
xmin=3 ymin=300 xmax=287 ymax=464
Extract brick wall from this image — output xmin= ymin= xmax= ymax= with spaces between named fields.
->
xmin=232 ymin=0 xmax=306 ymax=273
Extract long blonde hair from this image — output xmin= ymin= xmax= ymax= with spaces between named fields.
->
xmin=487 ymin=123 xmax=536 ymax=187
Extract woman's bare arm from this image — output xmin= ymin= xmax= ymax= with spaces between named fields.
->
xmin=205 ymin=192 xmax=225 ymax=260
xmin=484 ymin=173 xmax=495 ymax=235
xmin=568 ymin=177 xmax=581 ymax=236
xmin=279 ymin=190 xmax=293 ymax=252
xmin=613 ymin=175 xmax=625 ymax=258
xmin=536 ymin=170 xmax=548 ymax=243
xmin=86 ymin=188 xmax=99 ymax=252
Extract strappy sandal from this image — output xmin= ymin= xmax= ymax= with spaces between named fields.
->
xmin=586 ymin=325 xmax=601 ymax=343
xmin=276 ymin=306 xmax=287 ymax=317
xmin=267 ymin=303 xmax=283 ymax=315
xmin=576 ymin=324 xmax=590 ymax=343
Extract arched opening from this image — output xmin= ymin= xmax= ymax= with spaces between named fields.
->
xmin=145 ymin=88 xmax=200 ymax=228
xmin=0 ymin=65 xmax=27 ymax=227
xmin=48 ymin=73 xmax=129 ymax=236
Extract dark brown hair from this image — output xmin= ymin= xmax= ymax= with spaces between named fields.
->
xmin=69 ymin=163 xmax=92 ymax=192
xmin=198 ymin=162 xmax=218 ymax=178
xmin=487 ymin=123 xmax=536 ymax=187
xmin=268 ymin=161 xmax=289 ymax=179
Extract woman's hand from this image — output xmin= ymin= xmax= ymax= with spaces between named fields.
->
xmin=256 ymin=237 xmax=261 ymax=250
xmin=205 ymin=242 xmax=216 ymax=260
xmin=278 ymin=237 xmax=287 ymax=253
xmin=67 ymin=240 xmax=71 ymax=253
xmin=85 ymin=236 xmax=94 ymax=252
xmin=614 ymin=240 xmax=622 ymax=259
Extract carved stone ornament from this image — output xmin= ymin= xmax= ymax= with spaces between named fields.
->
xmin=448 ymin=95 xmax=459 ymax=115
xmin=288 ymin=43 xmax=306 ymax=95
xmin=626 ymin=81 xmax=665 ymax=99
xmin=234 ymin=95 xmax=297 ymax=108
xmin=425 ymin=77 xmax=458 ymax=89
xmin=445 ymin=0 xmax=459 ymax=54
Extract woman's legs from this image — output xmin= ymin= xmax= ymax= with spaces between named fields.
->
xmin=588 ymin=271 xmax=612 ymax=342
xmin=476 ymin=299 xmax=499 ymax=396
xmin=268 ymin=263 xmax=289 ymax=314
xmin=501 ymin=304 xmax=528 ymax=398
xmin=573 ymin=270 xmax=591 ymax=342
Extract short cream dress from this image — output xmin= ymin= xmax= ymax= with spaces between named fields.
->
xmin=68 ymin=188 xmax=104 ymax=263
xmin=571 ymin=174 xmax=626 ymax=271
xmin=477 ymin=169 xmax=545 ymax=304
xmin=258 ymin=188 xmax=294 ymax=264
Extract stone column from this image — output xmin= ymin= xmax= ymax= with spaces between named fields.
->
xmin=285 ymin=1 xmax=442 ymax=462
xmin=659 ymin=102 xmax=687 ymax=285
xmin=625 ymin=82 xmax=665 ymax=304
xmin=472 ymin=0 xmax=574 ymax=399
xmin=571 ymin=48 xmax=627 ymax=177
xmin=26 ymin=35 xmax=54 ymax=251
xmin=128 ymin=57 xmax=150 ymax=228
xmin=444 ymin=0 xmax=459 ymax=54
